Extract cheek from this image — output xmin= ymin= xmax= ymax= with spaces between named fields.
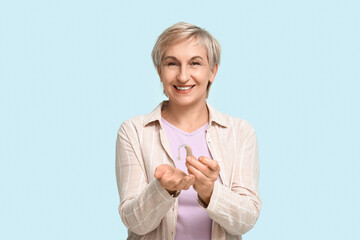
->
xmin=194 ymin=70 xmax=210 ymax=80
xmin=161 ymin=79 xmax=171 ymax=87
xmin=161 ymin=72 xmax=175 ymax=84
xmin=161 ymin=80 xmax=172 ymax=92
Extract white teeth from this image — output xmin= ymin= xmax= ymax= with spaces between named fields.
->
xmin=176 ymin=86 xmax=193 ymax=90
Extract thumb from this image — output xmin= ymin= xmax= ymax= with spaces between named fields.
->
xmin=154 ymin=164 xmax=171 ymax=179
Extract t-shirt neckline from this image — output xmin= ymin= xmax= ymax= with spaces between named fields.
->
xmin=161 ymin=117 xmax=208 ymax=137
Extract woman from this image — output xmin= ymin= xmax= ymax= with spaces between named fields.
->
xmin=116 ymin=22 xmax=261 ymax=240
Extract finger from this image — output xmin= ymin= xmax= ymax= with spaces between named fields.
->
xmin=182 ymin=175 xmax=195 ymax=189
xmin=173 ymin=168 xmax=187 ymax=178
xmin=186 ymin=157 xmax=217 ymax=180
xmin=186 ymin=162 xmax=208 ymax=184
xmin=186 ymin=155 xmax=197 ymax=162
xmin=154 ymin=164 xmax=173 ymax=179
xmin=172 ymin=178 xmax=187 ymax=191
xmin=154 ymin=168 xmax=165 ymax=179
xmin=186 ymin=156 xmax=207 ymax=171
xmin=161 ymin=168 xmax=190 ymax=191
xmin=176 ymin=174 xmax=193 ymax=190
xmin=198 ymin=156 xmax=220 ymax=171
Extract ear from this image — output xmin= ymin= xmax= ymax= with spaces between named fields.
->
xmin=209 ymin=64 xmax=218 ymax=83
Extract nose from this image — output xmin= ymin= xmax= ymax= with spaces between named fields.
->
xmin=177 ymin=65 xmax=190 ymax=82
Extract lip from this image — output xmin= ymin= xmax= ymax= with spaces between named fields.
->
xmin=173 ymin=85 xmax=195 ymax=94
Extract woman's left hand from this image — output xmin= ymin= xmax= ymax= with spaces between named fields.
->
xmin=185 ymin=156 xmax=220 ymax=206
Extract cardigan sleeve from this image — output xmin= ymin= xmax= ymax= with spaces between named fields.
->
xmin=200 ymin=122 xmax=261 ymax=235
xmin=115 ymin=121 xmax=175 ymax=235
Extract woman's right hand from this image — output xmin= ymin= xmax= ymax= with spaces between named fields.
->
xmin=154 ymin=164 xmax=195 ymax=195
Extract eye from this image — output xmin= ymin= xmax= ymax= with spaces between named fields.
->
xmin=167 ymin=62 xmax=178 ymax=66
xmin=191 ymin=61 xmax=200 ymax=66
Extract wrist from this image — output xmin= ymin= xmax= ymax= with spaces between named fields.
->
xmin=166 ymin=189 xmax=180 ymax=197
xmin=198 ymin=186 xmax=214 ymax=207
xmin=197 ymin=194 xmax=210 ymax=207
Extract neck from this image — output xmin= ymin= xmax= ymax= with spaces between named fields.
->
xmin=161 ymin=100 xmax=209 ymax=133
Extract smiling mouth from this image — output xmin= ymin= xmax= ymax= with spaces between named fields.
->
xmin=174 ymin=85 xmax=195 ymax=90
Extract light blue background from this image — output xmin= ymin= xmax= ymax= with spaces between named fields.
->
xmin=1 ymin=0 xmax=359 ymax=239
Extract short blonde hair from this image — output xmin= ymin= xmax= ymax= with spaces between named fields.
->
xmin=151 ymin=22 xmax=221 ymax=96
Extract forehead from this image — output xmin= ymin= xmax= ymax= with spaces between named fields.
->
xmin=163 ymin=38 xmax=208 ymax=59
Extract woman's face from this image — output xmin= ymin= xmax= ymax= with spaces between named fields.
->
xmin=158 ymin=39 xmax=218 ymax=108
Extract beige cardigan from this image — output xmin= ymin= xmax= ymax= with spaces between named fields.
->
xmin=115 ymin=101 xmax=261 ymax=239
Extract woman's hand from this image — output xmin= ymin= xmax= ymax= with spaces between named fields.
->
xmin=185 ymin=156 xmax=220 ymax=206
xmin=154 ymin=164 xmax=195 ymax=195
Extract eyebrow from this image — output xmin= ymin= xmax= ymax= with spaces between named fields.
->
xmin=163 ymin=56 xmax=205 ymax=61
xmin=190 ymin=56 xmax=204 ymax=61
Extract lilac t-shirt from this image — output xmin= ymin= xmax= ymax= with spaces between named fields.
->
xmin=161 ymin=118 xmax=212 ymax=240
